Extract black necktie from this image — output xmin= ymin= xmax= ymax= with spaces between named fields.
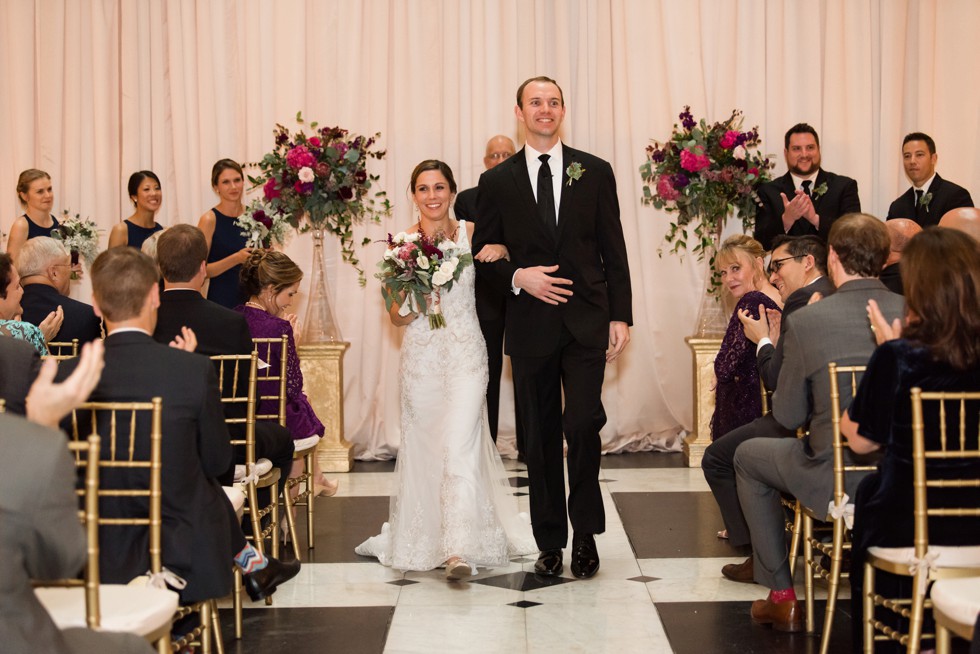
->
xmin=537 ymin=154 xmax=557 ymax=233
xmin=801 ymin=179 xmax=812 ymax=198
xmin=914 ymin=189 xmax=924 ymax=211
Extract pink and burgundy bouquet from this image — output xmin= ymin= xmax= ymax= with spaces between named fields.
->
xmin=376 ymin=230 xmax=473 ymax=329
xmin=235 ymin=200 xmax=291 ymax=249
xmin=248 ymin=112 xmax=392 ymax=284
xmin=640 ymin=106 xmax=774 ymax=261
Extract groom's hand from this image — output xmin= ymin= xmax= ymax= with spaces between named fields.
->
xmin=606 ymin=321 xmax=630 ymax=362
xmin=514 ymin=265 xmax=573 ymax=305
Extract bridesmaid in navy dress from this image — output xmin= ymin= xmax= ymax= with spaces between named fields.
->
xmin=5 ymin=169 xmax=60 ymax=264
xmin=108 ymin=170 xmax=164 ymax=250
xmin=197 ymin=159 xmax=251 ymax=309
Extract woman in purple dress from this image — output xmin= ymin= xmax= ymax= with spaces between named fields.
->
xmin=711 ymin=235 xmax=783 ymax=441
xmin=236 ymin=250 xmax=338 ymax=496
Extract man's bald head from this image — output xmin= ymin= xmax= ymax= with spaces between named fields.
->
xmin=939 ymin=207 xmax=980 ymax=242
xmin=885 ymin=218 xmax=923 ymax=266
xmin=484 ymin=135 xmax=516 ymax=170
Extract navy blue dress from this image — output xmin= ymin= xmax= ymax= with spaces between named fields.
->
xmin=24 ymin=213 xmax=60 ymax=239
xmin=205 ymin=208 xmax=246 ymax=309
xmin=124 ymin=220 xmax=163 ymax=250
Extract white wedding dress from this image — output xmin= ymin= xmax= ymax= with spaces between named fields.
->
xmin=356 ymin=220 xmax=536 ymax=571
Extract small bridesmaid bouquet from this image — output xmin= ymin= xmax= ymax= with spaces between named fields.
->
xmin=236 ymin=201 xmax=291 ymax=249
xmin=52 ymin=210 xmax=101 ymax=279
xmin=376 ymin=230 xmax=472 ymax=329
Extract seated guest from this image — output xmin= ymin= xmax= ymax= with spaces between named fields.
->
xmin=711 ymin=235 xmax=782 ymax=441
xmin=151 ymin=224 xmax=293 ymax=499
xmin=16 ymin=237 xmax=102 ymax=343
xmin=0 ymin=336 xmax=41 ymax=415
xmin=0 ymin=251 xmax=61 ymax=355
xmin=704 ymin=235 xmax=832 ymax=552
xmin=237 ymin=251 xmax=338 ymax=497
xmin=107 ymin=171 xmax=164 ymax=250
xmin=886 ymin=132 xmax=974 ymax=227
xmin=844 ymin=227 xmax=980 ymax=651
xmin=56 ymin=248 xmax=299 ymax=605
xmin=1 ymin=340 xmax=154 ymax=654
xmin=939 ymin=206 xmax=980 ymax=242
xmin=733 ymin=214 xmax=904 ymax=632
xmin=879 ymin=218 xmax=921 ymax=295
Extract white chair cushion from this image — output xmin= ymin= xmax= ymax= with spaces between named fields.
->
xmin=36 ymin=585 xmax=178 ymax=636
xmin=867 ymin=545 xmax=980 ymax=569
xmin=292 ymin=435 xmax=320 ymax=453
xmin=223 ymin=486 xmax=246 ymax=520
xmin=931 ymin=577 xmax=980 ymax=627
xmin=233 ymin=457 xmax=273 ymax=483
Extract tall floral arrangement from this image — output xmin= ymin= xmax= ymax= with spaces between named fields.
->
xmin=640 ymin=106 xmax=773 ymax=262
xmin=248 ymin=112 xmax=392 ymax=284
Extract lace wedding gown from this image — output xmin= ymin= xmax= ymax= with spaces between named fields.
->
xmin=356 ymin=220 xmax=536 ymax=571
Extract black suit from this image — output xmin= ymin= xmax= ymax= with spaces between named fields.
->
xmin=879 ymin=262 xmax=903 ymax=295
xmin=57 ymin=332 xmax=240 ymax=604
xmin=473 ymin=144 xmax=632 ymax=549
xmin=753 ymin=170 xmax=861 ymax=251
xmin=0 ymin=336 xmax=40 ymax=415
xmin=153 ymin=289 xmax=294 ymax=495
xmin=20 ymin=283 xmax=102 ymax=344
xmin=702 ymin=274 xmax=834 ymax=547
xmin=885 ymin=174 xmax=974 ymax=227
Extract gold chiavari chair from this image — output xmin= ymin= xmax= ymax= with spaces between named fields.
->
xmin=932 ymin=577 xmax=980 ymax=653
xmin=46 ymin=338 xmax=79 ymax=359
xmin=253 ymin=335 xmax=318 ymax=559
xmin=863 ymin=389 xmax=980 ymax=654
xmin=802 ymin=363 xmax=873 ymax=653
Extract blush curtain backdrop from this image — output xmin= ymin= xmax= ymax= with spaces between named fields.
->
xmin=2 ymin=0 xmax=977 ymax=459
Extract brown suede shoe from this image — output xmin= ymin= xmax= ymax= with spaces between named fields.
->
xmin=721 ymin=556 xmax=756 ymax=584
xmin=750 ymin=597 xmax=803 ymax=633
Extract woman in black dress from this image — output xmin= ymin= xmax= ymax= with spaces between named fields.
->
xmin=108 ymin=170 xmax=164 ymax=250
xmin=5 ymin=169 xmax=59 ymax=263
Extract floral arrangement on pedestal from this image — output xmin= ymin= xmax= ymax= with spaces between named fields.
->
xmin=52 ymin=210 xmax=101 ymax=278
xmin=235 ymin=200 xmax=292 ymax=249
xmin=640 ymin=106 xmax=773 ymax=262
xmin=248 ymin=112 xmax=392 ymax=285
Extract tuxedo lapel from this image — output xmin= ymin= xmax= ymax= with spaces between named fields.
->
xmin=811 ymin=170 xmax=829 ymax=210
xmin=556 ymin=145 xmax=578 ymax=243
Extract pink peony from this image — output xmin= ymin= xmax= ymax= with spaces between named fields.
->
xmin=308 ymin=136 xmax=322 ymax=148
xmin=656 ymin=175 xmax=681 ymax=201
xmin=286 ymin=145 xmax=317 ymax=170
xmin=679 ymin=147 xmax=711 ymax=173
xmin=263 ymin=178 xmax=281 ymax=200
xmin=719 ymin=130 xmax=740 ymax=149
xmin=748 ymin=167 xmax=760 ymax=177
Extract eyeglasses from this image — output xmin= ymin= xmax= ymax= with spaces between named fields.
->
xmin=487 ymin=152 xmax=513 ymax=160
xmin=768 ymin=255 xmax=803 ymax=275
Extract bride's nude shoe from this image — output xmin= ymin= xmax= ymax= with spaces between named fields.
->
xmin=445 ymin=558 xmax=472 ymax=581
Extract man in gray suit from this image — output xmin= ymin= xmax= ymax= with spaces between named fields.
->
xmin=733 ymin=213 xmax=905 ymax=632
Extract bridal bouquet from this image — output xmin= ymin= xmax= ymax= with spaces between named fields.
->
xmin=640 ymin=106 xmax=773 ymax=261
xmin=52 ymin=210 xmax=101 ymax=277
xmin=376 ymin=230 xmax=473 ymax=329
xmin=236 ymin=201 xmax=291 ymax=249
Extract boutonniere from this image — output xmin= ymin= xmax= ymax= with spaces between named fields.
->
xmin=919 ymin=191 xmax=933 ymax=212
xmin=811 ymin=182 xmax=828 ymax=200
xmin=566 ymin=162 xmax=585 ymax=186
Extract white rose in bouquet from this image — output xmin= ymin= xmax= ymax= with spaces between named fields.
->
xmin=416 ymin=255 xmax=430 ymax=270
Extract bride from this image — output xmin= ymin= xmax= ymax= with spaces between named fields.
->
xmin=356 ymin=160 xmax=535 ymax=579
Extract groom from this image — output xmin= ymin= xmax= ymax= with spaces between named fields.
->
xmin=473 ymin=76 xmax=632 ymax=578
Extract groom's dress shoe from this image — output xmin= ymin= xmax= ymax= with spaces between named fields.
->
xmin=534 ymin=549 xmax=563 ymax=577
xmin=750 ymin=597 xmax=803 ymax=632
xmin=570 ymin=534 xmax=600 ymax=578
xmin=721 ymin=556 xmax=756 ymax=584
xmin=243 ymin=556 xmax=301 ymax=601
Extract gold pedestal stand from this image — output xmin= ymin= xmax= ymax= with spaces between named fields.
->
xmin=683 ymin=337 xmax=722 ymax=468
xmin=298 ymin=342 xmax=352 ymax=472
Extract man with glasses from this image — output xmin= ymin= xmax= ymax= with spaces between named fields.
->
xmin=16 ymin=236 xmax=101 ymax=344
xmin=454 ymin=135 xmax=521 ymax=453
xmin=703 ymin=235 xmax=833 ymax=576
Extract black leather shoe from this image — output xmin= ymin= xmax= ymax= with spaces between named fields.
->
xmin=570 ymin=534 xmax=600 ymax=579
xmin=243 ymin=556 xmax=301 ymax=601
xmin=534 ymin=549 xmax=563 ymax=577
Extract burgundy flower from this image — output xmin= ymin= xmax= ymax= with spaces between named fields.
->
xmin=308 ymin=136 xmax=322 ymax=148
xmin=679 ymin=106 xmax=697 ymax=131
xmin=315 ymin=162 xmax=330 ymax=178
xmin=263 ymin=178 xmax=281 ymax=200
xmin=672 ymin=173 xmax=690 ymax=189
xmin=294 ymin=180 xmax=314 ymax=195
xmin=336 ymin=142 xmax=349 ymax=156
xmin=339 ymin=186 xmax=354 ymax=200
xmin=354 ymin=170 xmax=367 ymax=184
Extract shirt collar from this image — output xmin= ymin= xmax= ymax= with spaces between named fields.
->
xmin=525 ymin=141 xmax=563 ymax=167
xmin=913 ymin=173 xmax=937 ymax=194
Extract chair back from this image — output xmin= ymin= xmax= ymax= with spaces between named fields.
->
xmin=252 ymin=335 xmax=288 ymax=426
xmin=47 ymin=338 xmax=79 ymax=358
xmin=910 ymin=388 xmax=980 ymax=560
xmin=828 ymin=363 xmax=875 ymax=505
xmin=210 ymin=352 xmax=259 ymax=465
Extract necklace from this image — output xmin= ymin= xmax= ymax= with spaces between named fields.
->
xmin=245 ymin=300 xmax=267 ymax=312
xmin=417 ymin=220 xmax=458 ymax=242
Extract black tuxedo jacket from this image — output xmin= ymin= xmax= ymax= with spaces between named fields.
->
xmin=757 ymin=275 xmax=835 ymax=391
xmin=473 ymin=145 xmax=632 ymax=357
xmin=885 ymin=174 xmax=974 ymax=227
xmin=0 ymin=336 xmax=40 ymax=415
xmin=753 ymin=170 xmax=861 ymax=250
xmin=20 ymin=283 xmax=102 ymax=344
xmin=454 ymin=186 xmax=478 ymax=224
xmin=455 ymin=186 xmax=505 ymax=323
xmin=57 ymin=331 xmax=235 ymax=603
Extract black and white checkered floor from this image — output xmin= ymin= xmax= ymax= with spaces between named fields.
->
xmin=219 ymin=451 xmax=857 ymax=653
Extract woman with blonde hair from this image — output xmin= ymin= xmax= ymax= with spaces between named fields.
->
xmin=6 ymin=169 xmax=59 ymax=263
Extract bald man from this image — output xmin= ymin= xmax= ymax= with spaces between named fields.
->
xmin=939 ymin=207 xmax=980 ymax=242
xmin=454 ymin=135 xmax=520 ymax=452
xmin=880 ymin=218 xmax=922 ymax=295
